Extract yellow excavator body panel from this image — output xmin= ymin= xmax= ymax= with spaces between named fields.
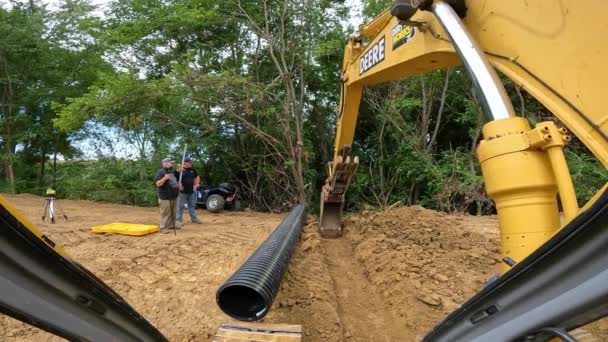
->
xmin=321 ymin=0 xmax=608 ymax=279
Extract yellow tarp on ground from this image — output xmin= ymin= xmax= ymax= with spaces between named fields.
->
xmin=91 ymin=222 xmax=159 ymax=236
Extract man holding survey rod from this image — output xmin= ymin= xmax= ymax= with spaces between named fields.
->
xmin=171 ymin=144 xmax=200 ymax=226
xmin=176 ymin=156 xmax=202 ymax=226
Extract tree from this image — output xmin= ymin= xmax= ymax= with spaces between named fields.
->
xmin=0 ymin=0 xmax=108 ymax=192
xmin=55 ymin=0 xmax=349 ymax=209
xmin=0 ymin=1 xmax=45 ymax=191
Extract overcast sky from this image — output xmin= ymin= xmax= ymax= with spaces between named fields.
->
xmin=345 ymin=0 xmax=365 ymax=29
xmin=32 ymin=0 xmax=366 ymax=27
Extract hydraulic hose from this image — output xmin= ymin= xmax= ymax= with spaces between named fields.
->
xmin=216 ymin=204 xmax=305 ymax=321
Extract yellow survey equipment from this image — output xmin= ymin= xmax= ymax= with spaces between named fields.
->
xmin=91 ymin=222 xmax=159 ymax=236
xmin=320 ymin=0 xmax=608 ymax=275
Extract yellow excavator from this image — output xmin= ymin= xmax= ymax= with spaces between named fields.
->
xmin=321 ymin=0 xmax=606 ymax=265
xmin=1 ymin=0 xmax=608 ymax=341
xmin=319 ymin=0 xmax=608 ymax=340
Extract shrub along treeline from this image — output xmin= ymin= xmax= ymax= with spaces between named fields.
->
xmin=3 ymin=159 xmax=160 ymax=206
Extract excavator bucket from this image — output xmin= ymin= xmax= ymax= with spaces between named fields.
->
xmin=320 ymin=155 xmax=359 ymax=237
xmin=319 ymin=200 xmax=343 ymax=238
xmin=212 ymin=323 xmax=302 ymax=342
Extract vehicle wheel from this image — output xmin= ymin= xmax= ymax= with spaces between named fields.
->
xmin=231 ymin=200 xmax=241 ymax=211
xmin=206 ymin=194 xmax=225 ymax=213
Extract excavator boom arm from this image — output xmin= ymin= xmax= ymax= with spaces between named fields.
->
xmin=320 ymin=0 xmax=608 ymax=237
xmin=321 ymin=1 xmax=608 ymax=339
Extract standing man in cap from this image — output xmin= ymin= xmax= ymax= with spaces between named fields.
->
xmin=176 ymin=157 xmax=202 ymax=225
xmin=154 ymin=157 xmax=180 ymax=233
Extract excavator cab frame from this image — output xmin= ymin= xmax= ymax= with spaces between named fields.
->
xmin=1 ymin=0 xmax=608 ymax=341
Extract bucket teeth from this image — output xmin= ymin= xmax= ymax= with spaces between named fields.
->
xmin=320 ymin=154 xmax=360 ymax=238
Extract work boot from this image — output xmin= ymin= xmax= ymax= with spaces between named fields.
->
xmin=176 ymin=220 xmax=184 ymax=228
xmin=160 ymin=229 xmax=170 ymax=234
xmin=191 ymin=218 xmax=202 ymax=224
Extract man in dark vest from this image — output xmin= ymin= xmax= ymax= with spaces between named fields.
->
xmin=176 ymin=157 xmax=202 ymax=226
xmin=154 ymin=158 xmax=179 ymax=233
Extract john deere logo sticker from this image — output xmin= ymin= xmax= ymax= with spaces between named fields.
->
xmin=392 ymin=23 xmax=416 ymax=50
xmin=359 ymin=36 xmax=385 ymax=75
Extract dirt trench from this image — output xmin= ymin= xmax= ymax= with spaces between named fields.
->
xmin=322 ymin=237 xmax=412 ymax=341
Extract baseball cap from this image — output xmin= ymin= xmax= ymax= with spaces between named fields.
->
xmin=162 ymin=157 xmax=174 ymax=163
xmin=184 ymin=157 xmax=193 ymax=162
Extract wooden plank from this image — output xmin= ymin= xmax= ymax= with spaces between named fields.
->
xmin=213 ymin=323 xmax=302 ymax=342
xmin=221 ymin=322 xmax=302 ymax=333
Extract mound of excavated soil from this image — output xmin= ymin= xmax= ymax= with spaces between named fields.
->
xmin=342 ymin=205 xmax=501 ymax=338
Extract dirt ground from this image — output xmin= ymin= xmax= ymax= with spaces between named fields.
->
xmin=1 ymin=194 xmax=607 ymax=341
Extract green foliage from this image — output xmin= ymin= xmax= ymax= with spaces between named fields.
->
xmin=0 ymin=0 xmax=110 ymax=192
xmin=426 ymin=149 xmax=488 ymax=213
xmin=566 ymin=149 xmax=608 ymax=205
xmin=1 ymin=157 xmax=160 ymax=206
xmin=54 ymin=159 xmax=159 ymax=205
xmin=362 ymin=0 xmax=392 ymax=19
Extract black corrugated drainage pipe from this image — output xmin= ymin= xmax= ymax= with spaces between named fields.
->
xmin=216 ymin=204 xmax=305 ymax=321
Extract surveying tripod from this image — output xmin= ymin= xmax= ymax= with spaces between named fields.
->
xmin=41 ymin=188 xmax=68 ymax=224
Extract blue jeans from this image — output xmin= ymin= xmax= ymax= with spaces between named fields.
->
xmin=176 ymin=192 xmax=197 ymax=222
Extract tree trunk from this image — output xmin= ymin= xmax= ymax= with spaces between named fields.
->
xmin=515 ymin=85 xmax=526 ymax=117
xmin=419 ymin=76 xmax=436 ymax=150
xmin=6 ymin=157 xmax=15 ymax=193
xmin=137 ymin=126 xmax=148 ymax=181
xmin=1 ymin=52 xmax=16 ymax=193
xmin=38 ymin=148 xmax=46 ymax=186
xmin=469 ymin=104 xmax=484 ymax=174
xmin=53 ymin=151 xmax=58 ymax=187
xmin=409 ymin=183 xmax=420 ymax=205
xmin=427 ymin=69 xmax=452 ymax=152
